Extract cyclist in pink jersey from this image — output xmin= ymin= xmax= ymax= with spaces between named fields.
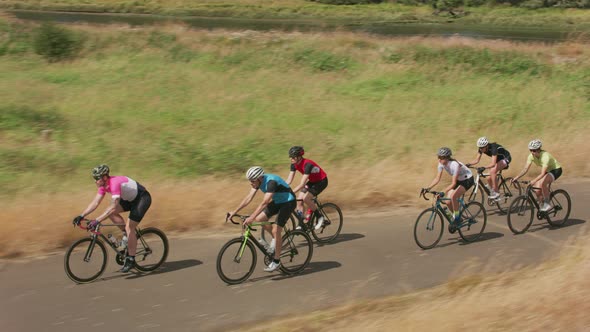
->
xmin=285 ymin=146 xmax=328 ymax=230
xmin=72 ymin=164 xmax=152 ymax=273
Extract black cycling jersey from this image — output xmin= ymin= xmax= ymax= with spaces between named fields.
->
xmin=479 ymin=143 xmax=511 ymax=162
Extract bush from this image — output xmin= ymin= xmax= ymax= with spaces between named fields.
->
xmin=33 ymin=23 xmax=82 ymax=62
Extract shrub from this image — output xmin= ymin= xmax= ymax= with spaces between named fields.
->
xmin=33 ymin=23 xmax=82 ymax=62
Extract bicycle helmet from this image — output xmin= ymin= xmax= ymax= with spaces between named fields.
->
xmin=528 ymin=139 xmax=542 ymax=150
xmin=288 ymin=146 xmax=305 ymax=158
xmin=92 ymin=164 xmax=110 ymax=180
xmin=476 ymin=137 xmax=489 ymax=148
xmin=437 ymin=147 xmax=452 ymax=158
xmin=246 ymin=166 xmax=264 ymax=181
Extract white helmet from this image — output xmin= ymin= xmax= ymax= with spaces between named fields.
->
xmin=528 ymin=139 xmax=542 ymax=150
xmin=437 ymin=147 xmax=452 ymax=158
xmin=477 ymin=137 xmax=489 ymax=148
xmin=246 ymin=166 xmax=264 ymax=181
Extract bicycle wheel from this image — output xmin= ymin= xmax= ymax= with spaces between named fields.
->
xmin=458 ymin=201 xmax=487 ymax=242
xmin=413 ymin=208 xmax=444 ymax=250
xmin=507 ymin=196 xmax=534 ymax=234
xmin=134 ymin=228 xmax=169 ymax=272
xmin=311 ymin=203 xmax=343 ymax=244
xmin=279 ymin=230 xmax=313 ymax=274
xmin=463 ymin=183 xmax=484 ymax=205
xmin=495 ymin=177 xmax=522 ymax=214
xmin=64 ymin=237 xmax=107 ymax=284
xmin=216 ymin=237 xmax=257 ymax=285
xmin=546 ymin=189 xmax=571 ymax=227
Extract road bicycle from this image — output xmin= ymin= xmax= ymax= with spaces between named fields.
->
xmin=507 ymin=180 xmax=571 ymax=234
xmin=216 ymin=214 xmax=313 ymax=285
xmin=464 ymin=166 xmax=521 ymax=214
xmin=289 ymin=197 xmax=343 ymax=244
xmin=414 ymin=188 xmax=487 ymax=249
xmin=65 ymin=219 xmax=169 ymax=283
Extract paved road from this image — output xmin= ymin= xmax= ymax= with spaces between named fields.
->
xmin=2 ymin=180 xmax=589 ymax=332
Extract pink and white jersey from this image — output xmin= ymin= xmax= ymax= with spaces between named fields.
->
xmin=98 ymin=176 xmax=140 ymax=202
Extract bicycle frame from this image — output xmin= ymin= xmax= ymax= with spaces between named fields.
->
xmin=521 ymin=182 xmax=562 ymax=218
xmin=76 ymin=222 xmax=149 ymax=262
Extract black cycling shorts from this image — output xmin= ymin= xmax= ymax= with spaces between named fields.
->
xmin=264 ymin=200 xmax=296 ymax=227
xmin=453 ymin=177 xmax=474 ymax=191
xmin=549 ymin=168 xmax=562 ymax=181
xmin=120 ymin=191 xmax=152 ymax=222
xmin=302 ymin=177 xmax=328 ymax=196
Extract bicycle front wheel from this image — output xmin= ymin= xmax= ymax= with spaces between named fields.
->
xmin=414 ymin=208 xmax=444 ymax=250
xmin=64 ymin=237 xmax=107 ymax=284
xmin=495 ymin=177 xmax=522 ymax=214
xmin=507 ymin=196 xmax=534 ymax=234
xmin=216 ymin=237 xmax=257 ymax=285
xmin=546 ymin=189 xmax=571 ymax=227
xmin=458 ymin=201 xmax=487 ymax=242
xmin=279 ymin=230 xmax=313 ymax=275
xmin=312 ymin=203 xmax=343 ymax=244
xmin=463 ymin=183 xmax=484 ymax=205
xmin=134 ymin=227 xmax=169 ymax=272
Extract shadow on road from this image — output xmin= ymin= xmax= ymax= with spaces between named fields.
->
xmin=526 ymin=218 xmax=586 ymax=233
xmin=317 ymin=233 xmax=365 ymax=246
xmin=247 ymin=261 xmax=342 ymax=283
xmin=125 ymin=259 xmax=203 ymax=280
xmin=433 ymin=231 xmax=504 ymax=249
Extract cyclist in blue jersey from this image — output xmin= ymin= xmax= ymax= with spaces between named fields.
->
xmin=227 ymin=166 xmax=297 ymax=272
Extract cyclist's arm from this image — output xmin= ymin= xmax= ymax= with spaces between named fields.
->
xmin=468 ymin=153 xmax=482 ymax=166
xmin=285 ymin=170 xmax=296 ymax=185
xmin=95 ymin=196 xmax=121 ymax=223
xmin=248 ymin=192 xmax=273 ymax=222
xmin=426 ymin=170 xmax=443 ymax=190
xmin=292 ymin=174 xmax=310 ymax=193
xmin=229 ymin=188 xmax=258 ymax=216
xmin=79 ymin=193 xmax=105 ymax=218
xmin=513 ymin=162 xmax=532 ymax=182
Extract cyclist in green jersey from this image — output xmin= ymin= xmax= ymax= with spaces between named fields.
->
xmin=512 ymin=139 xmax=563 ymax=212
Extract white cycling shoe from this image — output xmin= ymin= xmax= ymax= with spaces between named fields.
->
xmin=314 ymin=216 xmax=325 ymax=230
xmin=264 ymin=261 xmax=281 ymax=272
xmin=540 ymin=202 xmax=552 ymax=212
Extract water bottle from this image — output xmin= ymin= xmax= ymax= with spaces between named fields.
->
xmin=295 ymin=210 xmax=304 ymax=221
xmin=120 ymin=235 xmax=128 ymax=249
xmin=258 ymin=237 xmax=270 ymax=251
xmin=108 ymin=234 xmax=118 ymax=245
xmin=442 ymin=207 xmax=453 ymax=220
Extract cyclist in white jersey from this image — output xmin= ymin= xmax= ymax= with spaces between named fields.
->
xmin=72 ymin=164 xmax=152 ymax=273
xmin=423 ymin=147 xmax=474 ymax=229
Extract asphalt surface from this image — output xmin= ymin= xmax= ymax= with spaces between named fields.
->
xmin=2 ymin=180 xmax=589 ymax=332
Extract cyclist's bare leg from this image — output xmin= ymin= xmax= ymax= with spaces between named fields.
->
xmin=302 ymin=191 xmax=318 ymax=222
xmin=532 ymin=175 xmax=552 ymax=204
xmin=108 ymin=204 xmax=126 ymax=233
xmin=125 ymin=219 xmax=140 ymax=256
xmin=449 ymin=186 xmax=466 ymax=215
xmin=489 ymin=161 xmax=507 ymax=193
xmin=255 ymin=212 xmax=280 ymax=257
xmin=296 ymin=191 xmax=306 ymax=214
xmin=256 ymin=212 xmax=274 ymax=240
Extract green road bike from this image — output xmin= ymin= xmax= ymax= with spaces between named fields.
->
xmin=414 ymin=189 xmax=488 ymax=249
xmin=65 ymin=219 xmax=169 ymax=283
xmin=216 ymin=214 xmax=313 ymax=285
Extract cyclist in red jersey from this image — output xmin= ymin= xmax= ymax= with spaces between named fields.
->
xmin=285 ymin=146 xmax=328 ymax=230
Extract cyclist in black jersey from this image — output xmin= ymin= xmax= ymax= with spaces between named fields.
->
xmin=466 ymin=137 xmax=512 ymax=200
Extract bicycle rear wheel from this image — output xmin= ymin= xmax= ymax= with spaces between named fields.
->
xmin=64 ymin=237 xmax=107 ymax=284
xmin=546 ymin=189 xmax=571 ymax=227
xmin=495 ymin=177 xmax=522 ymax=214
xmin=279 ymin=230 xmax=313 ymax=275
xmin=311 ymin=203 xmax=343 ymax=244
xmin=216 ymin=237 xmax=257 ymax=285
xmin=458 ymin=201 xmax=487 ymax=242
xmin=414 ymin=208 xmax=444 ymax=250
xmin=507 ymin=196 xmax=534 ymax=234
xmin=134 ymin=228 xmax=169 ymax=272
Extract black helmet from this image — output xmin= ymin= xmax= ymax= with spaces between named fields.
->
xmin=288 ymin=146 xmax=305 ymax=158
xmin=92 ymin=164 xmax=110 ymax=180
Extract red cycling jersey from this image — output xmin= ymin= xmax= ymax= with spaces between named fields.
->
xmin=291 ymin=158 xmax=327 ymax=183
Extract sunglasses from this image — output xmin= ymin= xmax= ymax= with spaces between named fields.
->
xmin=529 ymin=149 xmax=539 ymax=153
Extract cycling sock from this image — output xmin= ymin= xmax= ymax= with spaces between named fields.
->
xmin=273 ymin=259 xmax=280 ymax=264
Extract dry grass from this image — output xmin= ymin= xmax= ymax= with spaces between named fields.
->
xmin=237 ymin=236 xmax=590 ymax=332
